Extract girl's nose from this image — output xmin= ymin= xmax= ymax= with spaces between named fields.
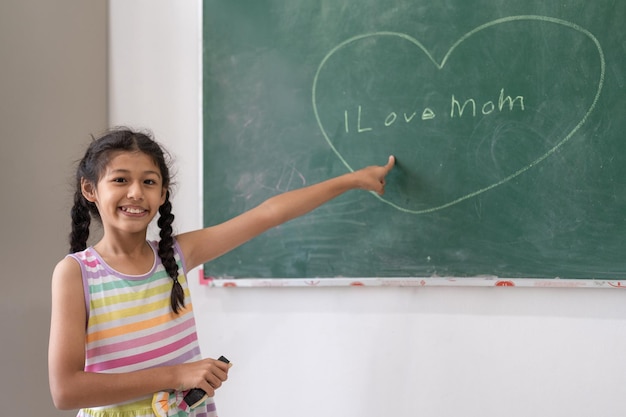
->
xmin=127 ymin=182 xmax=144 ymax=200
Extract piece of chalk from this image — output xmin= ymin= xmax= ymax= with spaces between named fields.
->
xmin=183 ymin=355 xmax=231 ymax=409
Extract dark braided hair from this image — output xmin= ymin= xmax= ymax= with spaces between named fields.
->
xmin=69 ymin=128 xmax=185 ymax=313
xmin=158 ymin=190 xmax=185 ymax=313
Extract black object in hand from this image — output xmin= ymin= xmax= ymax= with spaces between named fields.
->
xmin=183 ymin=355 xmax=230 ymax=409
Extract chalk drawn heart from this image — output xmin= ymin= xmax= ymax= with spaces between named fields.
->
xmin=312 ymin=16 xmax=605 ymax=214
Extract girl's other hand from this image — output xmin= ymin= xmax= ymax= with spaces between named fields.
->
xmin=174 ymin=358 xmax=232 ymax=396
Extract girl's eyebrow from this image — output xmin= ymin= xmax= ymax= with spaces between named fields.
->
xmin=108 ymin=168 xmax=162 ymax=178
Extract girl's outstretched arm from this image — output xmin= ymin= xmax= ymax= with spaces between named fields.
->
xmin=48 ymin=257 xmax=230 ymax=410
xmin=178 ymin=155 xmax=395 ymax=270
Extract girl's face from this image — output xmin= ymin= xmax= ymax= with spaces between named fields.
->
xmin=82 ymin=151 xmax=167 ymax=236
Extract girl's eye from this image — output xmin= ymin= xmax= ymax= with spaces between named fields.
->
xmin=145 ymin=179 xmax=157 ymax=185
xmin=113 ymin=177 xmax=127 ymax=183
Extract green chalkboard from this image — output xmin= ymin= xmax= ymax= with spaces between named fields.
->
xmin=202 ymin=0 xmax=626 ymax=279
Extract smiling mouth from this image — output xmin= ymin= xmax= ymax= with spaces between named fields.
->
xmin=120 ymin=207 xmax=147 ymax=215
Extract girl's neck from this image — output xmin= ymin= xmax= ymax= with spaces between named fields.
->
xmin=93 ymin=235 xmax=155 ymax=276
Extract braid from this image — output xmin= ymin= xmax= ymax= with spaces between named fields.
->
xmin=158 ymin=191 xmax=185 ymax=313
xmin=69 ymin=189 xmax=92 ymax=253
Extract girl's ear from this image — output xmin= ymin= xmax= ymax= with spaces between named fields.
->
xmin=81 ymin=178 xmax=97 ymax=202
xmin=160 ymin=187 xmax=168 ymax=206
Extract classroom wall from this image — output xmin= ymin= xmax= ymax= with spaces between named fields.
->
xmin=10 ymin=1 xmax=623 ymax=416
xmin=0 ymin=0 xmax=107 ymax=416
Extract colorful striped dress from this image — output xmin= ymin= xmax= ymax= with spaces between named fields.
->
xmin=68 ymin=240 xmax=217 ymax=417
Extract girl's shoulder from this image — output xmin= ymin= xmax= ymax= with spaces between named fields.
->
xmin=54 ymin=254 xmax=83 ymax=278
xmin=51 ymin=255 xmax=85 ymax=301
xmin=65 ymin=247 xmax=95 ymax=263
xmin=64 ymin=247 xmax=102 ymax=278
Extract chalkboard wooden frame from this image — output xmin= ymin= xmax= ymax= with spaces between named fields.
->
xmin=201 ymin=1 xmax=626 ymax=287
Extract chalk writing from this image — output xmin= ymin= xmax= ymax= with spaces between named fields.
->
xmin=343 ymin=88 xmax=525 ymax=133
xmin=451 ymin=88 xmax=525 ymax=118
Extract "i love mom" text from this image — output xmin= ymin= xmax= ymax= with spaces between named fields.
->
xmin=343 ymin=88 xmax=525 ymax=133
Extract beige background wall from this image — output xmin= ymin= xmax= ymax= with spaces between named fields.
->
xmin=0 ymin=1 xmax=107 ymax=415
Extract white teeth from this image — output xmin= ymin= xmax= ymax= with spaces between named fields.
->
xmin=123 ymin=207 xmax=144 ymax=214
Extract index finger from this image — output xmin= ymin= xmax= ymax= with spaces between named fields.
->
xmin=384 ymin=155 xmax=396 ymax=172
xmin=213 ymin=357 xmax=232 ymax=371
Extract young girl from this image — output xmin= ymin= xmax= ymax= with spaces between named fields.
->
xmin=48 ymin=128 xmax=395 ymax=417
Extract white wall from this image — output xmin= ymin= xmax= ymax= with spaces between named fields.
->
xmin=109 ymin=2 xmax=626 ymax=416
